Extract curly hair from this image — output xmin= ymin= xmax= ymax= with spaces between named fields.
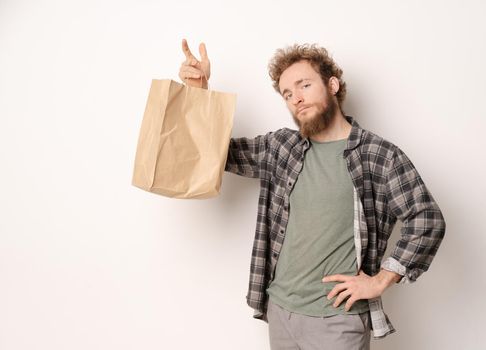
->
xmin=268 ymin=43 xmax=347 ymax=108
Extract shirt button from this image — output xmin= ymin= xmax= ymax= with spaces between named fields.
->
xmin=280 ymin=229 xmax=284 ymax=233
xmin=273 ymin=252 xmax=278 ymax=257
xmin=288 ymin=181 xmax=292 ymax=186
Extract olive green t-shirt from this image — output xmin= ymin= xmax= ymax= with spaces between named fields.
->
xmin=266 ymin=137 xmax=369 ymax=316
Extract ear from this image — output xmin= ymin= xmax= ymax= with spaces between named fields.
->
xmin=329 ymin=76 xmax=340 ymax=95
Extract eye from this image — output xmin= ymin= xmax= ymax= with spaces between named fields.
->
xmin=285 ymin=93 xmax=292 ymax=101
xmin=303 ymin=83 xmax=311 ymax=88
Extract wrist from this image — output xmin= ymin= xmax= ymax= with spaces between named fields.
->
xmin=375 ymin=268 xmax=402 ymax=292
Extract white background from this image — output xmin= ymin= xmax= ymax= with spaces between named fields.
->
xmin=1 ymin=0 xmax=484 ymax=349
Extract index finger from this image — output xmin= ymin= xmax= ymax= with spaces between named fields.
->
xmin=322 ymin=274 xmax=350 ymax=282
xmin=182 ymin=38 xmax=196 ymax=60
xmin=199 ymin=42 xmax=209 ymax=60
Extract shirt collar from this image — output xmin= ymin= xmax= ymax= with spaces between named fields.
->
xmin=299 ymin=115 xmax=363 ymax=151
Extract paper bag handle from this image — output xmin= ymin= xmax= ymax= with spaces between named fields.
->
xmin=183 ymin=68 xmax=210 ymax=91
xmin=182 ymin=64 xmax=212 ymax=123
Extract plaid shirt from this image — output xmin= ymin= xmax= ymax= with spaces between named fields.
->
xmin=224 ymin=115 xmax=446 ymax=339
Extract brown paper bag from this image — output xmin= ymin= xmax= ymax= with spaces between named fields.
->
xmin=132 ymin=79 xmax=236 ymax=199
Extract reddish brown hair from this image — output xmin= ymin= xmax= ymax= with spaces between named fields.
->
xmin=268 ymin=43 xmax=347 ymax=108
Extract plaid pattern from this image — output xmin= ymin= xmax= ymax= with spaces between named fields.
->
xmin=224 ymin=115 xmax=446 ymax=339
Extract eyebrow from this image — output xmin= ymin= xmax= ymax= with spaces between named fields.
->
xmin=281 ymin=78 xmax=312 ymax=95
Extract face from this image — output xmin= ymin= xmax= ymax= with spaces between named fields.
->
xmin=279 ymin=60 xmax=339 ymax=139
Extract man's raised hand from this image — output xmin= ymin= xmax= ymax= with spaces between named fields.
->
xmin=178 ymin=38 xmax=211 ymax=89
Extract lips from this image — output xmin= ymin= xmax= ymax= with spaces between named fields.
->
xmin=298 ymin=106 xmax=311 ymax=114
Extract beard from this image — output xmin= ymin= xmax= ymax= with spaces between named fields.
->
xmin=292 ymin=88 xmax=339 ymax=139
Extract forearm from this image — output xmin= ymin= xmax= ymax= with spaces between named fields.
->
xmin=224 ymin=133 xmax=273 ymax=178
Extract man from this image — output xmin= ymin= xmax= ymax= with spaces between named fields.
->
xmin=178 ymin=39 xmax=446 ymax=350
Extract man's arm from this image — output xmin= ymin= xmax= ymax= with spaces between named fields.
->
xmin=224 ymin=132 xmax=274 ymax=179
xmin=381 ymin=146 xmax=446 ymax=284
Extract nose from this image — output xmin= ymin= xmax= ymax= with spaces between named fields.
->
xmin=291 ymin=91 xmax=304 ymax=106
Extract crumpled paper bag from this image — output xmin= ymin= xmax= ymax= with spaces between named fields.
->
xmin=132 ymin=79 xmax=236 ymax=199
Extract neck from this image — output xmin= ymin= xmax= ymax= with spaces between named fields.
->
xmin=309 ymin=110 xmax=351 ymax=142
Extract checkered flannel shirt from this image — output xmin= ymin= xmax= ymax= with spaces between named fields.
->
xmin=223 ymin=115 xmax=446 ymax=339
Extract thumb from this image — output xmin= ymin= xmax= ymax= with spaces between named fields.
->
xmin=199 ymin=42 xmax=208 ymax=61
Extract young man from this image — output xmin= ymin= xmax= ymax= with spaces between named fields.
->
xmin=179 ymin=39 xmax=446 ymax=349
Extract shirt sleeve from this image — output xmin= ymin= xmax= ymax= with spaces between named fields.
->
xmin=224 ymin=131 xmax=274 ymax=179
xmin=381 ymin=146 xmax=446 ymax=284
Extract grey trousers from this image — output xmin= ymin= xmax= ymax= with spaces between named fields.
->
xmin=267 ymin=298 xmax=371 ymax=350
